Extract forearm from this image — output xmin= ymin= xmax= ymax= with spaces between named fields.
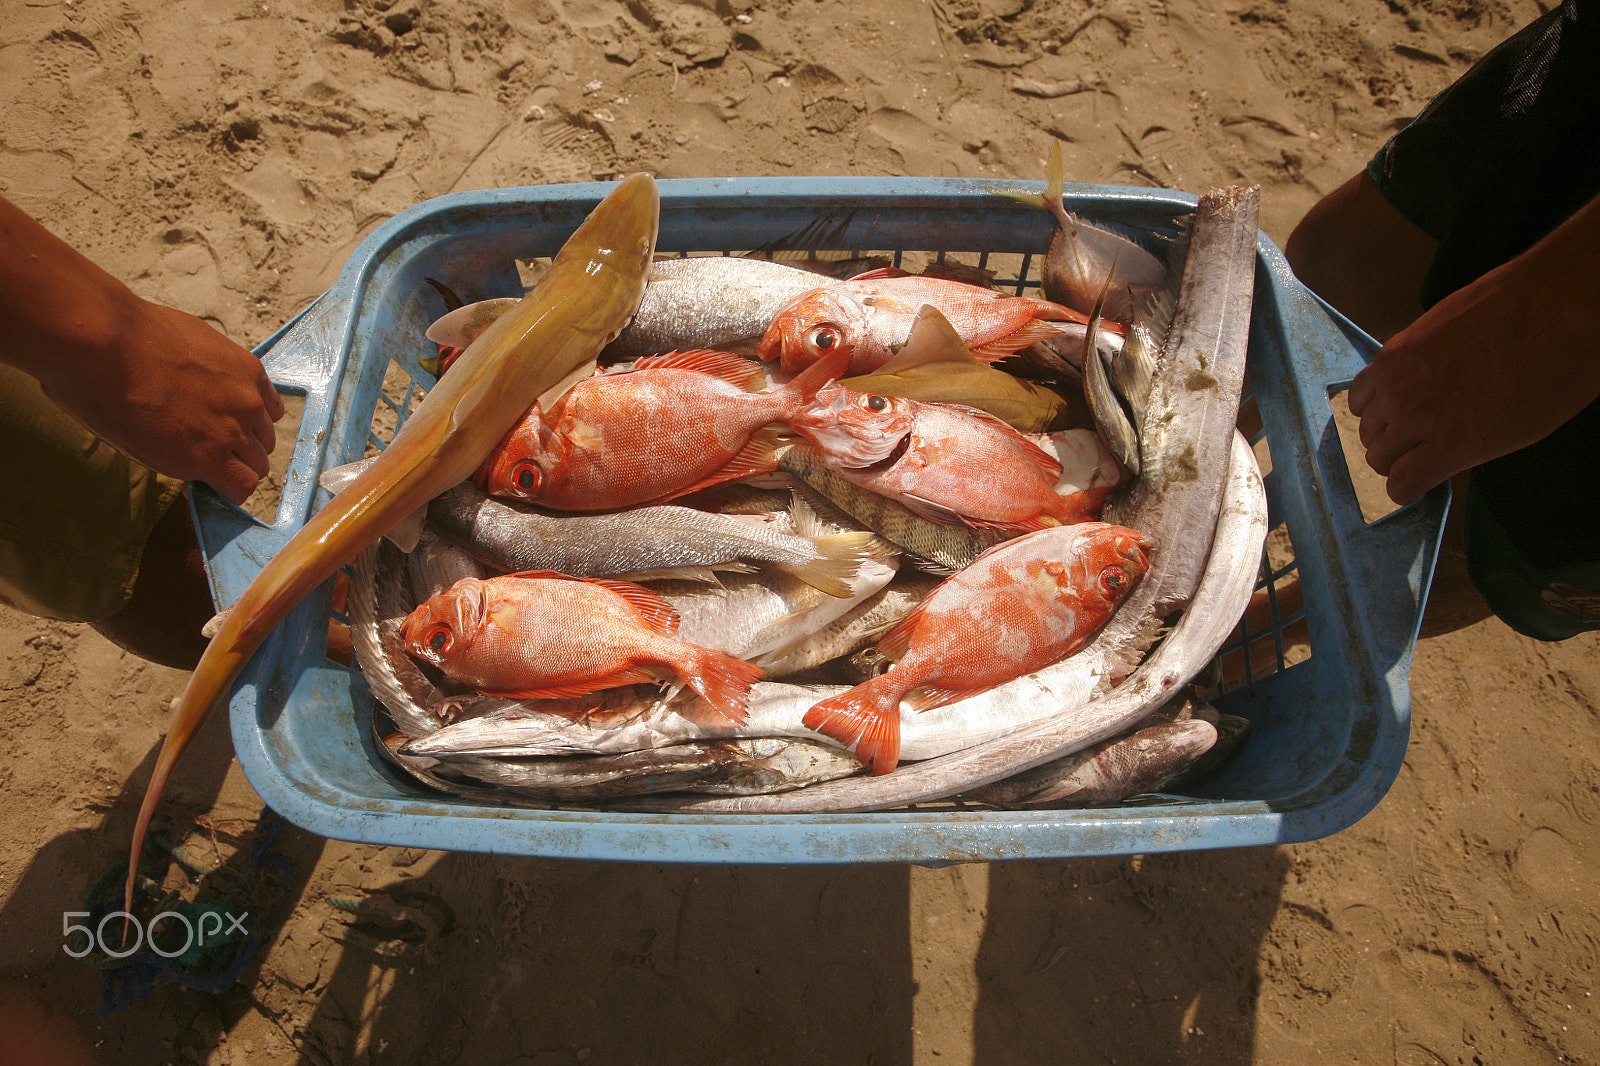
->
xmin=0 ymin=197 xmax=145 ymax=391
xmin=1488 ymin=190 xmax=1600 ymax=355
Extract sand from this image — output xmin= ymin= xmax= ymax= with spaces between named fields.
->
xmin=2 ymin=0 xmax=1597 ymax=1061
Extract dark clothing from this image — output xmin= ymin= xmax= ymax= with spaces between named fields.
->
xmin=1368 ymin=0 xmax=1600 ymax=308
xmin=1366 ymin=0 xmax=1600 ymax=640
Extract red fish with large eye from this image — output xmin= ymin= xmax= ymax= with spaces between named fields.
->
xmin=790 ymin=382 xmax=1107 ymax=530
xmin=403 ymin=570 xmax=764 ymax=725
xmin=477 ymin=346 xmax=849 ymax=511
xmin=802 ymin=522 xmax=1155 ymax=773
xmin=758 ymin=268 xmax=1090 ymax=376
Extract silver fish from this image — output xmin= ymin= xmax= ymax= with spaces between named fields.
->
xmin=959 ymin=719 xmax=1219 ymax=808
xmin=996 ymin=142 xmax=1173 ymax=322
xmin=602 ymin=257 xmax=830 ymax=360
xmin=427 ymin=480 xmax=878 ymax=597
xmin=654 ymin=552 xmax=900 ymax=662
xmin=755 ymin=571 xmax=943 ymax=678
xmin=415 ymin=737 xmax=863 ymax=799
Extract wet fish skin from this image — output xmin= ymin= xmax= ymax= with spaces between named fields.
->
xmin=759 ymin=268 xmax=1087 ymax=376
xmin=995 ymin=142 xmax=1171 ymax=322
xmin=960 ymin=719 xmax=1219 ymax=808
xmin=404 ymin=571 xmax=762 ymax=724
xmin=350 ymin=539 xmax=453 ymax=739
xmin=655 ymin=549 xmax=898 ymax=661
xmin=478 ymin=346 xmax=848 ymax=512
xmin=774 ymin=442 xmax=1015 ymax=574
xmin=603 ymin=256 xmax=829 ymax=360
xmin=791 ymin=384 xmax=1102 ymax=531
xmin=126 ymin=174 xmax=660 ymax=914
xmin=804 ymin=522 xmax=1155 ymax=774
xmin=428 ymin=479 xmax=876 ymax=598
xmin=755 ymin=571 xmax=943 ymax=678
xmin=420 ymin=737 xmax=863 ymax=799
xmin=627 ymin=426 xmax=1267 ymax=812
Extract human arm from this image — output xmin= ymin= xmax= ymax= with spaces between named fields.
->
xmin=0 ymin=196 xmax=284 ymax=504
xmin=1346 ymin=190 xmax=1600 ymax=505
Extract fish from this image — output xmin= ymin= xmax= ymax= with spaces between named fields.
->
xmin=125 ymin=173 xmax=661 ymax=914
xmin=838 ymin=305 xmax=1079 ymax=433
xmin=403 ymin=570 xmax=764 ymax=724
xmin=476 ymin=346 xmax=848 ymax=512
xmin=655 ymin=552 xmax=900 ymax=661
xmin=789 ymin=383 xmax=1106 ymax=530
xmin=604 ymin=256 xmax=837 ymax=360
xmin=774 ymin=442 xmax=1015 ymax=574
xmin=801 ymin=522 xmax=1153 ymax=773
xmin=995 ymin=141 xmax=1171 ymax=322
xmin=399 ymin=423 xmax=1263 ymax=784
xmin=413 ymin=737 xmax=865 ymax=800
xmin=754 ymin=571 xmax=943 ymax=678
xmin=959 ymin=718 xmax=1219 ymax=808
xmin=426 ymin=479 xmax=877 ymax=597
xmin=758 ymin=267 xmax=1088 ymax=376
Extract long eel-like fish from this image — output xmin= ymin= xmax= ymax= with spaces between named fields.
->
xmin=124 ymin=174 xmax=661 ymax=913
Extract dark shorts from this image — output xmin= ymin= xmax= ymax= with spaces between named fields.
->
xmin=1366 ymin=0 xmax=1600 ymax=640
xmin=0 ymin=363 xmax=183 ymax=622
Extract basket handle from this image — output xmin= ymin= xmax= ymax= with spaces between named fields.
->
xmin=191 ymin=291 xmax=357 ymax=609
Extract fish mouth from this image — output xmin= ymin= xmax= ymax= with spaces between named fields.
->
xmin=846 ymin=432 xmax=911 ymax=475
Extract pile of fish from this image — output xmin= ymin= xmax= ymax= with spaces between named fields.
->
xmin=347 ymin=169 xmax=1268 ymax=814
xmin=118 ymin=169 xmax=1272 ymax=918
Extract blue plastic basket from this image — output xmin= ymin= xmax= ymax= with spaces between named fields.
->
xmin=193 ymin=177 xmax=1446 ymax=863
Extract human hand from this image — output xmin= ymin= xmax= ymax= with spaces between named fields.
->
xmin=42 ymin=298 xmax=285 ymax=505
xmin=1347 ymin=189 xmax=1600 ymax=507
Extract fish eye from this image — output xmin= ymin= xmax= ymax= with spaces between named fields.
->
xmin=808 ymin=326 xmax=839 ymax=352
xmin=426 ymin=625 xmax=453 ymax=655
xmin=863 ymin=395 xmax=888 ymax=412
xmin=512 ymin=462 xmax=541 ymax=494
xmin=1100 ymin=567 xmax=1127 ymax=595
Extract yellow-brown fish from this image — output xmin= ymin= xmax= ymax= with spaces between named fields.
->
xmin=125 ymin=174 xmax=661 ymax=914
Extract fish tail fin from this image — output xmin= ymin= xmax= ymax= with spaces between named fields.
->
xmin=803 ymin=680 xmax=904 ymax=774
xmin=124 ymin=682 xmax=220 ymax=916
xmin=779 ymin=530 xmax=882 ymax=598
xmin=675 ymin=647 xmax=764 ymax=725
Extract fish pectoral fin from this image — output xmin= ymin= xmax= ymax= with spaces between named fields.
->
xmin=383 ymin=504 xmax=428 ymax=553
xmin=894 ymin=492 xmax=974 ymax=528
xmin=903 ymin=682 xmax=998 ymax=714
xmin=644 ymin=426 xmax=786 ymax=505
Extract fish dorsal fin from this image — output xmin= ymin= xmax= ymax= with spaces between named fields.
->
xmin=845 ymin=266 xmax=911 ymax=283
xmin=503 ymin=569 xmax=680 ymax=635
xmin=633 ymin=349 xmax=767 ymax=390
